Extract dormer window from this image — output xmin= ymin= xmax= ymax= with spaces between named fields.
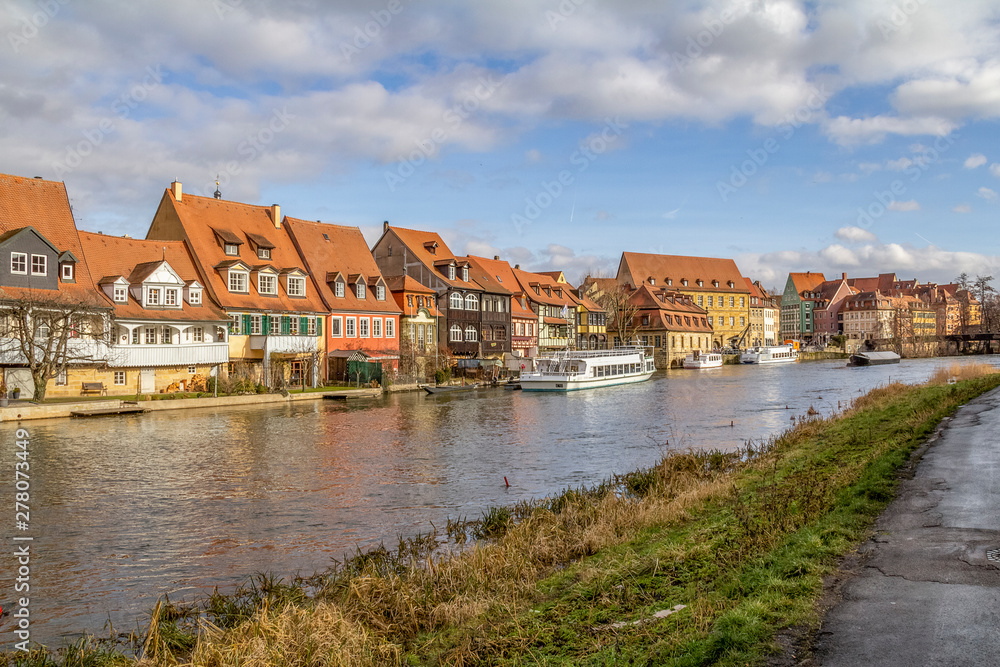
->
xmin=287 ymin=276 xmax=305 ymax=297
xmin=666 ymin=278 xmax=672 ymax=286
xmin=696 ymin=279 xmax=703 ymax=287
xmin=61 ymin=264 xmax=74 ymax=281
xmin=114 ymin=286 xmax=127 ymax=303
xmin=681 ymin=279 xmax=688 ymax=287
xmin=713 ymin=280 xmax=719 ymax=287
xmin=224 ymin=243 xmax=239 ymax=256
xmin=259 ymin=274 xmax=277 ymax=295
xmin=448 ymin=265 xmax=456 ymax=280
xmin=10 ymin=252 xmax=26 ymax=275
xmin=147 ymin=288 xmax=160 ymax=305
xmin=31 ymin=254 xmax=46 ymax=276
xmin=649 ymin=278 xmax=655 ymax=285
xmin=462 ymin=266 xmax=469 ymax=282
xmin=258 ymin=247 xmax=271 ymax=260
xmin=376 ymin=284 xmax=385 ymax=300
xmin=335 ymin=280 xmax=345 ymax=297
xmin=229 ymin=269 xmax=249 ymax=293
xmin=356 ymin=282 xmax=366 ymax=299
xmin=189 ymin=290 xmax=202 ymax=305
xmin=165 ymin=289 xmax=178 ymax=306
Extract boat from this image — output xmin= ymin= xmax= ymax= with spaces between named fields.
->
xmin=740 ymin=344 xmax=798 ymax=364
xmin=682 ymin=350 xmax=723 ymax=369
xmin=519 ymin=346 xmax=655 ymax=391
xmin=423 ymin=383 xmax=480 ymax=394
xmin=847 ymin=351 xmax=901 ymax=366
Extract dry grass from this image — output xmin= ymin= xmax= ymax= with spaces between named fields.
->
xmin=925 ymin=362 xmax=997 ymax=386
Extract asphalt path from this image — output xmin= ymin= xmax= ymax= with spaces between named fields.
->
xmin=813 ymin=387 xmax=1000 ymax=666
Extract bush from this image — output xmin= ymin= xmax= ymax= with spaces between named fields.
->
xmin=435 ymin=368 xmax=451 ymax=385
xmin=256 ymin=383 xmax=267 ymax=394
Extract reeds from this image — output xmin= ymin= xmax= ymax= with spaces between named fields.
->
xmin=926 ymin=362 xmax=997 ymax=386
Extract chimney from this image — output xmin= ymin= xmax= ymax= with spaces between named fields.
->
xmin=514 ymin=264 xmax=520 ymax=269
xmin=171 ymin=181 xmax=182 ymax=202
xmin=494 ymin=255 xmax=500 ymax=261
xmin=383 ymin=220 xmax=389 ymax=233
xmin=842 ymin=272 xmax=847 ymax=280
xmin=270 ymin=204 xmax=281 ymax=229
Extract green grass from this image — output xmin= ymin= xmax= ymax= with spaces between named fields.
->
xmin=5 ymin=375 xmax=998 ymax=666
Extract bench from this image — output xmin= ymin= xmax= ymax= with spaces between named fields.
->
xmin=81 ymin=382 xmax=106 ymax=396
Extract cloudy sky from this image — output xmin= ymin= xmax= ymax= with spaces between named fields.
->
xmin=2 ymin=0 xmax=999 ymax=288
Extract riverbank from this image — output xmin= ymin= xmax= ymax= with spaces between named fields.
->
xmin=0 ymin=387 xmax=382 ymax=422
xmin=8 ymin=365 xmax=998 ymax=665
xmin=799 ymin=350 xmax=850 ymax=361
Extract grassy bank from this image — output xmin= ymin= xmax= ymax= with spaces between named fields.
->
xmin=7 ymin=367 xmax=1000 ymax=666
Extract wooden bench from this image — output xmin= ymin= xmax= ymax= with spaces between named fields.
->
xmin=81 ymin=382 xmax=107 ymax=396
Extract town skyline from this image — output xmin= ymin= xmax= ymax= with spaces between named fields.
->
xmin=2 ymin=1 xmax=999 ymax=284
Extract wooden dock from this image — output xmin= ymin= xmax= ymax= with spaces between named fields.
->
xmin=70 ymin=406 xmax=149 ymax=417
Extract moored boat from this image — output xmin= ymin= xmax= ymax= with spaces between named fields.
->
xmin=423 ymin=383 xmax=481 ymax=394
xmin=519 ymin=346 xmax=655 ymax=391
xmin=740 ymin=344 xmax=798 ymax=364
xmin=682 ymin=350 xmax=723 ymax=369
xmin=847 ymin=351 xmax=901 ymax=366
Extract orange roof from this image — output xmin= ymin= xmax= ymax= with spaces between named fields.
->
xmin=788 ymin=271 xmax=827 ymax=295
xmin=79 ymin=231 xmax=228 ymax=322
xmin=0 ymin=173 xmax=103 ymax=304
xmin=384 ymin=275 xmax=442 ymax=317
xmin=462 ymin=255 xmax=537 ymax=319
xmin=146 ymin=188 xmax=327 ymax=314
xmin=627 ymin=285 xmax=712 ymax=333
xmin=383 ymin=226 xmax=480 ymax=291
xmin=384 ymin=274 xmax=435 ymax=294
xmin=618 ymin=252 xmax=750 ymax=293
xmin=284 ymin=218 xmax=400 ymax=315
xmin=512 ymin=267 xmax=577 ymax=308
xmin=457 ymin=255 xmax=511 ymax=295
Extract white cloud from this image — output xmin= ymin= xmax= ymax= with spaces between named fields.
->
xmin=886 ymin=157 xmax=912 ymax=171
xmin=990 ymin=163 xmax=1000 ymax=178
xmin=835 ymin=226 xmax=878 ymax=243
xmin=953 ymin=204 xmax=972 ymax=213
xmin=823 ymin=115 xmax=957 ymax=146
xmin=888 ymin=200 xmax=920 ymax=212
xmin=525 ymin=149 xmax=542 ymax=163
xmin=978 ymin=187 xmax=998 ymax=201
xmin=964 ymin=154 xmax=987 ymax=169
xmin=858 ymin=162 xmax=882 ymax=175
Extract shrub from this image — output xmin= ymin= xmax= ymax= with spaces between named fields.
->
xmin=435 ymin=368 xmax=451 ymax=385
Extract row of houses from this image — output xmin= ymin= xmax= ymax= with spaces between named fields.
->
xmin=0 ymin=172 xmax=978 ymax=398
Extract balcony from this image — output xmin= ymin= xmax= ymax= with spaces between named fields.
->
xmin=249 ymin=335 xmax=318 ymax=354
xmin=109 ymin=342 xmax=229 ymax=368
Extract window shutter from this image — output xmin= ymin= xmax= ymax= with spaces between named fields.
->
xmin=300 ymin=316 xmax=308 ymax=335
xmin=242 ymin=314 xmax=251 ymax=333
xmin=316 ymin=317 xmax=323 ymax=336
xmin=282 ymin=315 xmax=290 ymax=334
xmin=262 ymin=314 xmax=270 ymax=334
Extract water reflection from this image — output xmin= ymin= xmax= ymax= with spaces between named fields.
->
xmin=2 ymin=356 xmax=997 ymax=646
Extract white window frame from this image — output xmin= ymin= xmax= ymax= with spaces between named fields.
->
xmin=359 ymin=317 xmax=370 ymax=338
xmin=31 ymin=254 xmax=46 ymax=276
xmin=250 ymin=314 xmax=262 ymax=335
xmin=147 ymin=288 xmax=160 ymax=306
xmin=189 ymin=289 xmax=202 ymax=305
xmin=114 ymin=371 xmax=126 ymax=385
xmin=464 ymin=325 xmax=477 ymax=342
xmin=290 ymin=316 xmax=299 ymax=335
xmin=229 ymin=270 xmax=248 ymax=293
xmin=465 ymin=293 xmax=479 ymax=310
xmin=61 ymin=264 xmax=74 ymax=280
xmin=450 ymin=324 xmax=462 ymax=341
xmin=373 ymin=318 xmax=382 ymax=338
xmin=258 ymin=247 xmax=271 ymax=260
xmin=258 ymin=273 xmax=277 ymax=295
xmin=376 ymin=284 xmax=385 ymax=300
xmin=224 ymin=242 xmax=239 ymax=256
xmin=10 ymin=252 xmax=26 ymax=275
xmin=385 ymin=318 xmax=394 ymax=339
xmin=192 ymin=327 xmax=204 ymax=343
xmin=450 ymin=293 xmax=464 ymax=310
xmin=330 ymin=316 xmax=342 ymax=337
xmin=346 ymin=317 xmax=356 ymax=337
xmin=307 ymin=317 xmax=317 ymax=336
xmin=462 ymin=266 xmax=469 ymax=282
xmin=165 ymin=289 xmax=178 ymax=306
xmin=144 ymin=327 xmax=156 ymax=344
xmin=287 ymin=276 xmax=305 ymax=297
xmin=230 ymin=314 xmax=241 ymax=335
xmin=356 ymin=282 xmax=366 ymax=299
xmin=114 ymin=286 xmax=127 ymax=303
xmin=448 ymin=265 xmax=456 ymax=280
xmin=335 ymin=280 xmax=345 ymax=297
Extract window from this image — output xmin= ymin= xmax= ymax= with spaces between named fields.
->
xmin=192 ymin=327 xmax=204 ymax=342
xmin=114 ymin=286 xmax=127 ymax=303
xmin=165 ymin=289 xmax=178 ymax=306
xmin=131 ymin=328 xmax=139 ymax=344
xmin=729 ymin=297 xmax=735 ymax=307
xmin=356 ymin=282 xmax=366 ymax=299
xmin=189 ymin=290 xmax=201 ymax=305
xmin=373 ymin=318 xmax=382 ymax=337
xmin=229 ymin=270 xmax=248 ymax=293
xmin=697 ymin=295 xmax=703 ymax=306
xmin=729 ymin=316 xmax=735 ymax=326
xmin=259 ymin=274 xmax=276 ymax=295
xmin=290 ymin=316 xmax=299 ymax=335
xmin=450 ymin=293 xmax=463 ymax=309
xmin=56 ymin=368 xmax=67 ymax=385
xmin=258 ymin=247 xmax=271 ymax=260
xmin=346 ymin=317 xmax=356 ymax=337
xmin=385 ymin=318 xmax=394 ymax=339
xmin=230 ymin=314 xmax=241 ymax=335
xmin=707 ymin=296 xmax=713 ymax=307
xmin=370 ymin=284 xmax=382 ymax=300
xmin=331 ymin=317 xmax=342 ymax=337
xmin=287 ymin=276 xmax=305 ymax=297
xmin=224 ymin=243 xmax=239 ymax=256
xmin=147 ymin=288 xmax=160 ymax=305
xmin=360 ymin=318 xmax=370 ymax=337
xmin=740 ymin=317 xmax=745 ymax=327
xmin=448 ymin=265 xmax=456 ymax=280
xmin=740 ymin=297 xmax=745 ymax=307
xmin=335 ymin=280 xmax=345 ymax=297
xmin=708 ymin=316 xmax=714 ymax=325
xmin=407 ymin=295 xmax=413 ymax=307
xmin=250 ymin=314 xmax=262 ymax=335
xmin=145 ymin=327 xmax=156 ymax=344
xmin=465 ymin=293 xmax=479 ymax=310
xmin=162 ymin=328 xmax=171 ymax=344
xmin=450 ymin=324 xmax=462 ymax=341
xmin=307 ymin=317 xmax=317 ymax=336
xmin=31 ymin=254 xmax=46 ymax=276
xmin=61 ymin=264 xmax=74 ymax=280
xmin=462 ymin=266 xmax=469 ymax=282
xmin=465 ymin=325 xmax=477 ymax=342
xmin=10 ymin=252 xmax=26 ymax=274
xmin=114 ymin=371 xmax=126 ymax=386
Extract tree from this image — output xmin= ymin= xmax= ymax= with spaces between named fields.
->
xmin=593 ymin=283 xmax=640 ymax=346
xmin=0 ymin=292 xmax=110 ymax=401
xmin=973 ymin=275 xmax=995 ymax=332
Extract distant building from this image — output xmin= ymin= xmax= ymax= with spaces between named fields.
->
xmin=744 ymin=278 xmax=779 ymax=346
xmin=780 ymin=272 xmax=827 ymax=342
xmin=624 ymin=284 xmax=713 ymax=368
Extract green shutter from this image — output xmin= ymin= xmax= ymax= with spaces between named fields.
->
xmin=316 ymin=316 xmax=323 ymax=336
xmin=263 ymin=314 xmax=271 ymax=335
xmin=300 ymin=316 xmax=308 ymax=335
xmin=242 ymin=314 xmax=251 ymax=334
xmin=282 ymin=315 xmax=290 ymax=335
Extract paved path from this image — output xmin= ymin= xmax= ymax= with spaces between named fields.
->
xmin=813 ymin=388 xmax=1000 ymax=666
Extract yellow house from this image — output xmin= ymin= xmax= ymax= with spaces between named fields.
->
xmin=536 ymin=271 xmax=607 ymax=349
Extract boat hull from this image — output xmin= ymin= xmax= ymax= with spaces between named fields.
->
xmin=520 ymin=371 xmax=653 ymax=392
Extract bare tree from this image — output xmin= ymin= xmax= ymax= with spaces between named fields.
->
xmin=974 ymin=275 xmax=995 ymax=332
xmin=593 ymin=284 xmax=640 ymax=345
xmin=0 ymin=292 xmax=110 ymax=401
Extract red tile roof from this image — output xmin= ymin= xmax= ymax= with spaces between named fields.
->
xmin=146 ymin=189 xmax=327 ymax=314
xmin=0 ymin=173 xmax=103 ymax=305
xmin=284 ymin=218 xmax=400 ymax=315
xmin=619 ymin=252 xmax=750 ymax=293
xmin=384 ymin=226 xmax=481 ymax=291
xmin=788 ymin=272 xmax=827 ymax=295
xmin=79 ymin=231 xmax=228 ymax=322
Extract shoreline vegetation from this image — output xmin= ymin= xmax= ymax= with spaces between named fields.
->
xmin=5 ymin=364 xmax=999 ymax=666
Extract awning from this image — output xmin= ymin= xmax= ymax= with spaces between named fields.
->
xmin=328 ymin=350 xmax=369 ymax=361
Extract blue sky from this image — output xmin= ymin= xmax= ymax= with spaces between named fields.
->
xmin=2 ymin=0 xmax=999 ymax=288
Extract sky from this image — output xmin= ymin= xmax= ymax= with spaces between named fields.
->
xmin=1 ymin=0 xmax=999 ymax=290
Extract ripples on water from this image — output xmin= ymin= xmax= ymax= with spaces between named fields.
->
xmin=3 ymin=355 xmax=998 ymax=646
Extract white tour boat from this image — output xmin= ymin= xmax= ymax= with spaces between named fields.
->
xmin=519 ymin=346 xmax=655 ymax=391
xmin=682 ymin=350 xmax=723 ymax=369
xmin=740 ymin=344 xmax=798 ymax=365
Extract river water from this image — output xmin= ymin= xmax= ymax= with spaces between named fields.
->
xmin=3 ymin=355 xmax=998 ymax=648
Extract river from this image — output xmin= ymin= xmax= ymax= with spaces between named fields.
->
xmin=2 ymin=355 xmax=997 ymax=648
